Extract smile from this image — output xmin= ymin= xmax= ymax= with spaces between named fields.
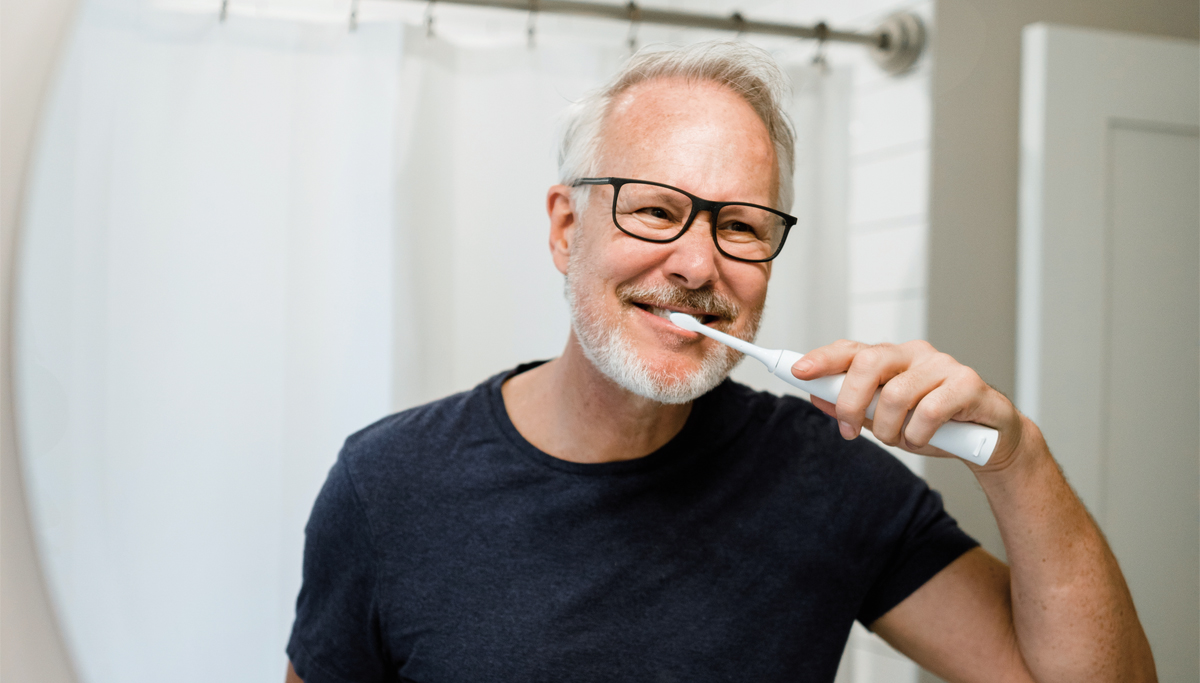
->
xmin=630 ymin=302 xmax=721 ymax=326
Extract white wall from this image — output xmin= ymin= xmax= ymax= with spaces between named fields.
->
xmin=1 ymin=1 xmax=81 ymax=681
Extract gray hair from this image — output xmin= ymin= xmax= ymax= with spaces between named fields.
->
xmin=558 ymin=41 xmax=796 ymax=214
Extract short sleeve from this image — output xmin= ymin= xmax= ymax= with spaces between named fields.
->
xmin=287 ymin=457 xmax=393 ymax=683
xmin=856 ymin=484 xmax=978 ymax=627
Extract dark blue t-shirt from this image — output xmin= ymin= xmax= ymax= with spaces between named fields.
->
xmin=288 ymin=363 xmax=976 ymax=683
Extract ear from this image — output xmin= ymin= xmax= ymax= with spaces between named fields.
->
xmin=547 ymin=184 xmax=577 ymax=276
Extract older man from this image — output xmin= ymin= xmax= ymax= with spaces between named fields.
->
xmin=286 ymin=42 xmax=1153 ymax=683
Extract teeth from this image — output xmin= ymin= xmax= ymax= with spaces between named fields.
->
xmin=638 ymin=303 xmax=711 ymax=322
xmin=648 ymin=306 xmax=672 ymax=319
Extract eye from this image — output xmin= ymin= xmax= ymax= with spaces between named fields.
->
xmin=726 ymin=221 xmax=754 ymax=233
xmin=637 ymin=206 xmax=672 ymax=221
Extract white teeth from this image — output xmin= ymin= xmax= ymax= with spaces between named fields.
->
xmin=639 ymin=303 xmax=707 ymax=321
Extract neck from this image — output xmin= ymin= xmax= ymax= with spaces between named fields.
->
xmin=501 ymin=331 xmax=694 ymax=464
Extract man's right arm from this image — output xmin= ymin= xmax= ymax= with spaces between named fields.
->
xmin=797 ymin=340 xmax=1155 ymax=682
xmin=286 ymin=661 xmax=304 ymax=683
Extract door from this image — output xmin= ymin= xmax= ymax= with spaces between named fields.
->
xmin=1016 ymin=24 xmax=1199 ymax=682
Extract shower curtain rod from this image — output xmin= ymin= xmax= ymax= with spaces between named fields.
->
xmin=388 ymin=0 xmax=926 ymax=74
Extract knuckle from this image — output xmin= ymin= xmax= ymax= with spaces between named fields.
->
xmin=916 ymin=392 xmax=955 ymax=423
xmin=906 ymin=339 xmax=935 ymax=355
xmin=949 ymin=365 xmax=984 ymax=392
xmin=903 ymin=426 xmax=930 ymax=448
xmin=878 ymin=381 xmax=909 ymax=411
xmin=933 ymin=351 xmax=958 ymax=369
xmin=855 ymin=345 xmax=887 ymax=368
xmin=958 ymin=366 xmax=983 ymax=387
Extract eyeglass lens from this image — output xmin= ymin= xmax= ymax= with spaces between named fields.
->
xmin=612 ymin=182 xmax=787 ymax=261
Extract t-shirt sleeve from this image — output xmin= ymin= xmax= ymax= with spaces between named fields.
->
xmin=855 ymin=479 xmax=979 ymax=628
xmin=287 ymin=457 xmax=394 ymax=683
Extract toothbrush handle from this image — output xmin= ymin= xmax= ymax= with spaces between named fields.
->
xmin=771 ymin=351 xmax=998 ymax=466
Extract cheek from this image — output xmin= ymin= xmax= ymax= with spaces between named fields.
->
xmin=585 ymin=234 xmax=666 ymax=285
xmin=723 ymin=264 xmax=770 ymax=309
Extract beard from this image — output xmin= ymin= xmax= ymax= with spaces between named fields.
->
xmin=564 ymin=260 xmax=763 ymax=405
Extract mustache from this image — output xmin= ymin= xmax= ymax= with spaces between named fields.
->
xmin=615 ymin=282 xmax=742 ymax=321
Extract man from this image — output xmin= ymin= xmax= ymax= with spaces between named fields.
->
xmin=286 ymin=42 xmax=1154 ymax=682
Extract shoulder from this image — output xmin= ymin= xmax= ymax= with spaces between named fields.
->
xmin=345 ymin=387 xmax=480 ymax=459
xmin=322 ymin=373 xmax=513 ymax=517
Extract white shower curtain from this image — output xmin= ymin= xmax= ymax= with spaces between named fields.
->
xmin=16 ymin=4 xmax=401 ymax=681
xmin=389 ymin=27 xmax=628 ymax=408
xmin=14 ymin=6 xmax=849 ymax=682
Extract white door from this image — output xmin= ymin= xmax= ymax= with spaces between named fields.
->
xmin=1016 ymin=24 xmax=1199 ymax=682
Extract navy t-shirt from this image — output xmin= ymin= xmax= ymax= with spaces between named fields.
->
xmin=288 ymin=362 xmax=977 ymax=683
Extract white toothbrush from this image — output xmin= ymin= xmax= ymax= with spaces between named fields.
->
xmin=668 ymin=312 xmax=998 ymax=466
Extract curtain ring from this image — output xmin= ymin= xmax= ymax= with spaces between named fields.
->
xmin=349 ymin=0 xmax=360 ymax=32
xmin=219 ymin=0 xmax=229 ymax=22
xmin=625 ymin=1 xmax=641 ymax=53
xmin=424 ymin=0 xmax=436 ymax=38
xmin=526 ymin=0 xmax=538 ymax=49
xmin=811 ymin=21 xmax=829 ymax=68
xmin=731 ymin=11 xmax=746 ymax=40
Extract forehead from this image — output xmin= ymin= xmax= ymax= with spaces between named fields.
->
xmin=597 ymin=77 xmax=778 ymax=206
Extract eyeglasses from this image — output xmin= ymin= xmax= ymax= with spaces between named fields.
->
xmin=571 ymin=177 xmax=797 ymax=263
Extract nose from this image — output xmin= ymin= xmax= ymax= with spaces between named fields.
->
xmin=663 ymin=211 xmax=720 ymax=289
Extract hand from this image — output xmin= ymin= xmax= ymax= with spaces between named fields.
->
xmin=792 ymin=340 xmax=1027 ymax=471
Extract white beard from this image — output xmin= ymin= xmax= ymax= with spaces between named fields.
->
xmin=564 ymin=267 xmax=757 ymax=405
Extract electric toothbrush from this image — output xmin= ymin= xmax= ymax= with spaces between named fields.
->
xmin=668 ymin=312 xmax=998 ymax=466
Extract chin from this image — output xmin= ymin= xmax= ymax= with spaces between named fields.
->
xmin=564 ymin=270 xmax=755 ymax=404
xmin=577 ymin=317 xmax=742 ymax=404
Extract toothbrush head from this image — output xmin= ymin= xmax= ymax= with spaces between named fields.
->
xmin=668 ymin=312 xmax=706 ymax=332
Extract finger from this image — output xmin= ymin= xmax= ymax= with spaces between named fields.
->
xmin=836 ymin=343 xmax=922 ymax=440
xmin=870 ymin=349 xmax=958 ymax=445
xmin=902 ymin=366 xmax=989 ymax=450
xmin=809 ymin=395 xmax=837 ymax=419
xmin=921 ymin=379 xmax=1026 ymax=471
xmin=870 ymin=367 xmax=946 ymax=447
xmin=790 ymin=339 xmax=866 ymax=380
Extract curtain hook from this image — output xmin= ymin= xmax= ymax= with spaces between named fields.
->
xmin=424 ymin=0 xmax=436 ymax=38
xmin=219 ymin=0 xmax=229 ymax=22
xmin=811 ymin=21 xmax=829 ymax=69
xmin=349 ymin=0 xmax=360 ymax=32
xmin=625 ymin=1 xmax=641 ymax=54
xmin=526 ymin=0 xmax=538 ymax=49
xmin=731 ymin=11 xmax=746 ymax=40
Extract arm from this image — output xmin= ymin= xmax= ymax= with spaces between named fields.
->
xmin=286 ymin=661 xmax=304 ymax=683
xmin=794 ymin=340 xmax=1155 ymax=683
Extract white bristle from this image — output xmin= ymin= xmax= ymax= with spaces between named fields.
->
xmin=668 ymin=312 xmax=705 ymax=331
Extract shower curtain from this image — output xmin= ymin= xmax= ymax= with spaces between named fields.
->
xmin=14 ymin=4 xmax=849 ymax=681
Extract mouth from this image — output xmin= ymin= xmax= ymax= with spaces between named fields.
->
xmin=630 ymin=301 xmax=723 ymax=326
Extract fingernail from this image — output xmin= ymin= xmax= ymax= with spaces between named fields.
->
xmin=839 ymin=420 xmax=855 ymax=439
xmin=794 ymin=359 xmax=814 ymax=374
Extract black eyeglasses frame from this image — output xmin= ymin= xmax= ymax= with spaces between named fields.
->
xmin=570 ymin=177 xmax=797 ymax=264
